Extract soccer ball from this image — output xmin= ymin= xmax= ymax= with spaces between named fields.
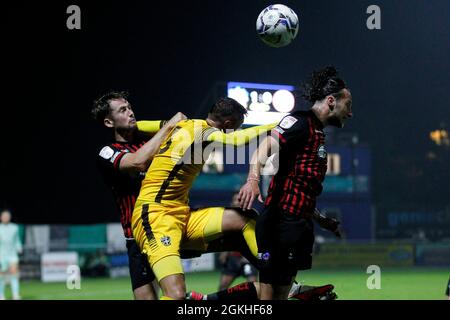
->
xmin=256 ymin=4 xmax=299 ymax=48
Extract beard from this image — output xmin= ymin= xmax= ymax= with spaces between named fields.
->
xmin=116 ymin=125 xmax=137 ymax=139
xmin=328 ymin=115 xmax=344 ymax=128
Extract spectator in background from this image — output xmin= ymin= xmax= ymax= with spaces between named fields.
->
xmin=84 ymin=250 xmax=110 ymax=277
xmin=0 ymin=209 xmax=22 ymax=300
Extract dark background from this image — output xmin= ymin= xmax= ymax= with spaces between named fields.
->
xmin=2 ymin=0 xmax=449 ymax=224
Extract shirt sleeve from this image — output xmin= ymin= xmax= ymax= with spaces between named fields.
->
xmin=96 ymin=144 xmax=129 ymax=173
xmin=204 ymin=123 xmax=277 ymax=146
xmin=136 ymin=120 xmax=165 ymax=134
xmin=271 ymin=114 xmax=310 ymax=148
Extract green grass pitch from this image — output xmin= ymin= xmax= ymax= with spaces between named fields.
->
xmin=6 ymin=267 xmax=448 ymax=300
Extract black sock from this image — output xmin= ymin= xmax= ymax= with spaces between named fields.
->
xmin=207 ymin=282 xmax=258 ymax=301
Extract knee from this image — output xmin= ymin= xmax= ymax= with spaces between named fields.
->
xmin=160 ymin=276 xmax=187 ymax=300
xmin=133 ymin=285 xmax=157 ymax=300
xmin=222 ymin=209 xmax=256 ymax=232
xmin=222 ymin=209 xmax=245 ymax=231
xmin=259 ymin=283 xmax=274 ymax=300
xmin=165 ymin=287 xmax=186 ymax=300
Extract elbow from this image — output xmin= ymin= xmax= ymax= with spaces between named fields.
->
xmin=133 ymin=159 xmax=152 ymax=172
xmin=132 ymin=150 xmax=157 ymax=172
xmin=120 ymin=153 xmax=153 ymax=173
xmin=134 ymin=163 xmax=148 ymax=172
xmin=124 ymin=157 xmax=152 ymax=173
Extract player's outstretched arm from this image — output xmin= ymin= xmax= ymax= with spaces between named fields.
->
xmin=136 ymin=120 xmax=165 ymax=134
xmin=206 ymin=123 xmax=277 ymax=146
xmin=239 ymin=135 xmax=280 ymax=210
xmin=120 ymin=112 xmax=187 ymax=172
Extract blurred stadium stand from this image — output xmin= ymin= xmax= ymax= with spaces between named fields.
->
xmin=16 ymin=221 xmax=450 ymax=281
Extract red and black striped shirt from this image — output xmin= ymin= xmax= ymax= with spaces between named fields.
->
xmin=97 ymin=140 xmax=147 ymax=238
xmin=264 ymin=110 xmax=327 ymax=217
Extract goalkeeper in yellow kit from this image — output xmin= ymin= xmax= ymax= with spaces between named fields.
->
xmin=132 ymin=97 xmax=275 ymax=300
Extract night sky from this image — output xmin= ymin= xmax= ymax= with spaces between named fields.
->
xmin=2 ymin=0 xmax=449 ymax=224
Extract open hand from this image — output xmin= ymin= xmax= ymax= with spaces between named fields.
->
xmin=238 ymin=180 xmax=264 ymax=210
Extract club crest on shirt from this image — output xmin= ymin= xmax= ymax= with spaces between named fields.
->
xmin=160 ymin=236 xmax=171 ymax=246
xmin=99 ymin=146 xmax=114 ymax=160
xmin=317 ymin=145 xmax=327 ymax=159
xmin=279 ymin=116 xmax=298 ymax=129
xmin=257 ymin=252 xmax=271 ymax=261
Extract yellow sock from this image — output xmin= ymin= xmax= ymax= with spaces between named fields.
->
xmin=242 ymin=220 xmax=258 ymax=257
xmin=160 ymin=295 xmax=174 ymax=300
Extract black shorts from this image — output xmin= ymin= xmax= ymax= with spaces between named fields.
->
xmin=221 ymin=255 xmax=258 ymax=278
xmin=256 ymin=206 xmax=315 ymax=286
xmin=126 ymin=239 xmax=156 ymax=291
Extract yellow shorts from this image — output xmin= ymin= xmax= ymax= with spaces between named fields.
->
xmin=132 ymin=200 xmax=225 ymax=281
xmin=181 ymin=206 xmax=225 ymax=251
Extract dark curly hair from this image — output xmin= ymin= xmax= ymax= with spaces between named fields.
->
xmin=301 ymin=66 xmax=347 ymax=103
xmin=208 ymin=97 xmax=248 ymax=123
xmin=91 ymin=91 xmax=129 ymax=123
